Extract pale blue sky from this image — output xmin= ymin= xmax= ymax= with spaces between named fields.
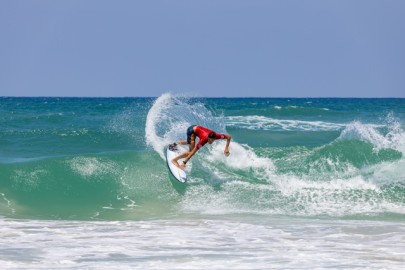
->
xmin=1 ymin=0 xmax=404 ymax=97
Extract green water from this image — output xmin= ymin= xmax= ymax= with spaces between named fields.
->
xmin=1 ymin=95 xmax=404 ymax=220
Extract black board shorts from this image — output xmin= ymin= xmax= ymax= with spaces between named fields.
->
xmin=187 ymin=125 xmax=197 ymax=144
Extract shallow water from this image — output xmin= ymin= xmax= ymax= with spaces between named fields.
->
xmin=1 ymin=217 xmax=404 ymax=269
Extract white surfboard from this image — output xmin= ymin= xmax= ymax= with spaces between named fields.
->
xmin=166 ymin=143 xmax=187 ymax=183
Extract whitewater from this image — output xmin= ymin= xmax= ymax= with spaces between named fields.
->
xmin=1 ymin=94 xmax=404 ymax=269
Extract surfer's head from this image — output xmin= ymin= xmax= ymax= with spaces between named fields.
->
xmin=208 ymin=132 xmax=216 ymax=144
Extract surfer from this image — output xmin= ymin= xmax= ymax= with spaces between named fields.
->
xmin=172 ymin=125 xmax=231 ymax=170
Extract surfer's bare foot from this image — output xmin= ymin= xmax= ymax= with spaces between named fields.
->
xmin=169 ymin=143 xmax=177 ymax=151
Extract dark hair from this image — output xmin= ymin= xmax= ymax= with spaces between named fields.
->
xmin=208 ymin=132 xmax=216 ymax=139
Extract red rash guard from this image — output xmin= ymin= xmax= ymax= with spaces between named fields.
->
xmin=194 ymin=126 xmax=226 ymax=150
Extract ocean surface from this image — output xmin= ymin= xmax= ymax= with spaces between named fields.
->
xmin=1 ymin=93 xmax=405 ymax=269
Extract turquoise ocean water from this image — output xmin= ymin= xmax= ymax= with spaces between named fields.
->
xmin=1 ymin=93 xmax=405 ymax=268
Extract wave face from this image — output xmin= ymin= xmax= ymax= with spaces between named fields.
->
xmin=1 ymin=96 xmax=404 ymax=220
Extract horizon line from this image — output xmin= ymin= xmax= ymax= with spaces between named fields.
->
xmin=1 ymin=96 xmax=404 ymax=99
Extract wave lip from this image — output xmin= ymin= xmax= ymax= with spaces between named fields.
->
xmin=145 ymin=93 xmax=226 ymax=159
xmin=338 ymin=118 xmax=405 ymax=153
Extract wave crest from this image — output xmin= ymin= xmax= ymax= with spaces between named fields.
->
xmin=145 ymin=93 xmax=226 ymax=159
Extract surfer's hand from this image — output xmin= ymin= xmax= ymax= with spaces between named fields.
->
xmin=224 ymin=149 xmax=230 ymax=157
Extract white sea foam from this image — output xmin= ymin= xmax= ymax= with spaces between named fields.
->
xmin=226 ymin=115 xmax=345 ymax=131
xmin=183 ymin=169 xmax=405 ymax=217
xmin=1 ymin=218 xmax=405 ymax=269
xmin=68 ymin=157 xmax=119 ymax=178
xmin=206 ymin=141 xmax=275 ymax=172
xmin=11 ymin=169 xmax=48 ymax=189
xmin=339 ymin=117 xmax=405 ymax=153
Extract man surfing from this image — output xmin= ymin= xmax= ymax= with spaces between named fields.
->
xmin=172 ymin=125 xmax=232 ymax=170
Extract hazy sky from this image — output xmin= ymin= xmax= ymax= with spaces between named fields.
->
xmin=1 ymin=0 xmax=404 ymax=97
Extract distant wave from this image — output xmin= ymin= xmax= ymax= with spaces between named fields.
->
xmin=226 ymin=115 xmax=346 ymax=131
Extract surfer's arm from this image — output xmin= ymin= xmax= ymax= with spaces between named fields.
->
xmin=183 ymin=147 xmax=198 ymax=165
xmin=224 ymin=134 xmax=231 ymax=156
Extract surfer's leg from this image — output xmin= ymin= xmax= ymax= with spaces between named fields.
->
xmin=189 ymin=134 xmax=195 ymax=151
xmin=172 ymin=151 xmax=189 ymax=168
xmin=185 ymin=125 xmax=196 ymax=150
